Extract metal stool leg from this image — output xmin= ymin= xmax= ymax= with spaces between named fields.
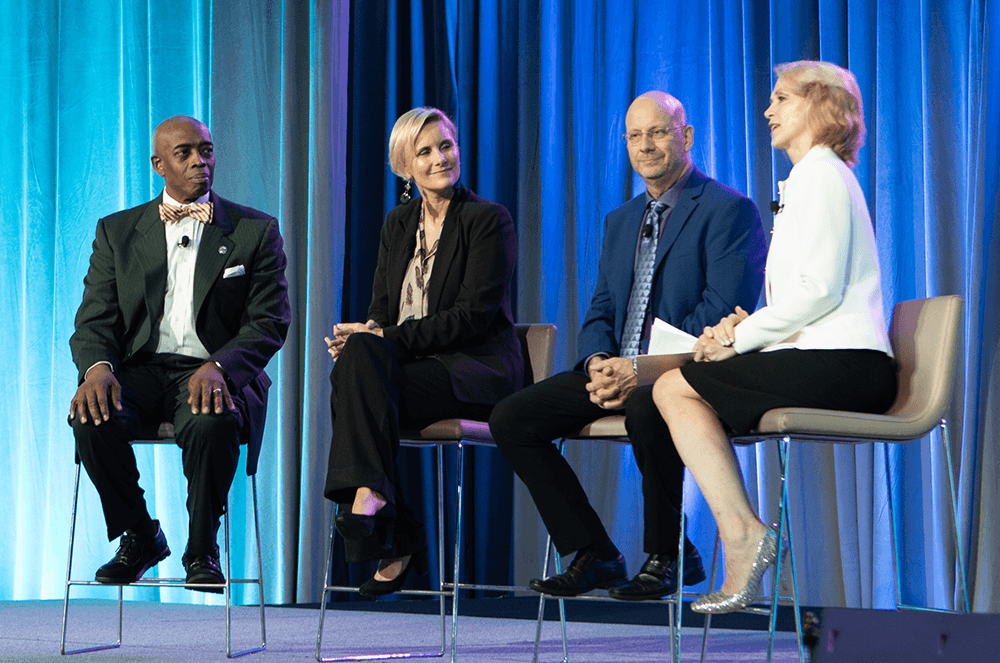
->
xmin=226 ymin=474 xmax=267 ymax=658
xmin=450 ymin=443 xmax=465 ymax=662
xmin=532 ymin=534 xmax=568 ymax=663
xmin=532 ymin=438 xmax=568 ymax=663
xmin=315 ymin=510 xmax=339 ymax=662
xmin=884 ymin=442 xmax=904 ymax=610
xmin=698 ymin=530 xmax=721 ymax=663
xmin=941 ymin=420 xmax=971 ymax=612
xmin=887 ymin=420 xmax=971 ymax=614
xmin=61 ymin=462 xmax=123 ymax=655
xmin=669 ymin=483 xmax=686 ymax=663
xmin=437 ymin=444 xmax=448 ymax=660
xmin=316 ymin=447 xmax=448 ymax=662
xmin=768 ymin=438 xmax=803 ymax=663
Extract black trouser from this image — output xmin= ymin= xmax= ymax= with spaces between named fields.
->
xmin=324 ymin=333 xmax=493 ymax=562
xmin=72 ymin=353 xmax=244 ymax=557
xmin=490 ymin=371 xmax=691 ymax=557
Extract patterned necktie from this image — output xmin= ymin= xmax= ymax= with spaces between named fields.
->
xmin=159 ymin=202 xmax=213 ymax=225
xmin=619 ymin=200 xmax=668 ymax=358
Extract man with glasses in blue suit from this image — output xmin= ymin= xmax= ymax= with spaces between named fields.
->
xmin=491 ymin=91 xmax=766 ymax=600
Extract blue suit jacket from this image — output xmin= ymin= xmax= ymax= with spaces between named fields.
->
xmin=575 ymin=166 xmax=766 ymax=369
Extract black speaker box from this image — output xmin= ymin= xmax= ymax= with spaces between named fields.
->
xmin=811 ymin=607 xmax=999 ymax=662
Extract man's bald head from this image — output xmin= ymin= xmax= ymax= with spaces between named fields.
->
xmin=627 ymin=92 xmax=687 ymax=128
xmin=153 ymin=116 xmax=210 ymax=156
xmin=624 ymin=91 xmax=694 ymax=198
xmin=150 ymin=116 xmax=215 ymax=203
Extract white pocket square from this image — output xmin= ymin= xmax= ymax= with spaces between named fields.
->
xmin=223 ymin=265 xmax=246 ymax=279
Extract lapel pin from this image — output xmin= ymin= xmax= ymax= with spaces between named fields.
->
xmin=218 ymin=246 xmax=228 ymax=255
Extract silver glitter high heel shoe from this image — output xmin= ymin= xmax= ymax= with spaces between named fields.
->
xmin=692 ymin=525 xmax=780 ymax=614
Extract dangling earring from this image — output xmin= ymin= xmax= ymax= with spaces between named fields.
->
xmin=399 ymin=179 xmax=412 ymax=204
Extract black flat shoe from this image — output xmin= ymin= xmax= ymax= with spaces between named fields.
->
xmin=336 ymin=502 xmax=396 ymax=541
xmin=182 ymin=545 xmax=225 ymax=594
xmin=358 ymin=548 xmax=428 ymax=597
xmin=608 ymin=548 xmax=707 ymax=601
xmin=528 ymin=550 xmax=627 ymax=597
xmin=95 ymin=521 xmax=170 ymax=584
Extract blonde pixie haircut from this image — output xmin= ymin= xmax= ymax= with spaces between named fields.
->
xmin=775 ymin=60 xmax=866 ymax=167
xmin=387 ymin=107 xmax=458 ymax=180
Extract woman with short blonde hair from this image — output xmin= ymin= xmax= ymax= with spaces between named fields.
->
xmin=324 ymin=106 xmax=521 ymax=596
xmin=387 ymin=107 xmax=459 ymax=181
xmin=773 ymin=60 xmax=866 ymax=166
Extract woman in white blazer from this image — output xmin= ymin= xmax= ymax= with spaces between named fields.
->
xmin=649 ymin=61 xmax=896 ymax=614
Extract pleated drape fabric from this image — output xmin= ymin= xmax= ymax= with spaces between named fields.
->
xmin=3 ymin=0 xmax=999 ymax=612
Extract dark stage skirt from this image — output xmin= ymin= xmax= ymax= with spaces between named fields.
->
xmin=680 ymin=348 xmax=897 ymax=435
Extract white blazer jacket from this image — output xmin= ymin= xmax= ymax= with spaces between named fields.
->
xmin=733 ymin=146 xmax=892 ymax=356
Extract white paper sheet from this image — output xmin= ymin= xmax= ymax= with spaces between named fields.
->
xmin=648 ymin=318 xmax=697 ymax=355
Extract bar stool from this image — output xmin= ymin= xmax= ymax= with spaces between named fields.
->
xmin=700 ymin=295 xmax=967 ymax=663
xmin=61 ymin=422 xmax=266 ymax=658
xmin=532 ymin=415 xmax=699 ymax=663
xmin=316 ymin=324 xmax=558 ymax=662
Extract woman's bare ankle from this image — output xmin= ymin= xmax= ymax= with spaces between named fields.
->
xmin=352 ymin=488 xmax=387 ymax=516
xmin=720 ymin=520 xmax=769 ymax=593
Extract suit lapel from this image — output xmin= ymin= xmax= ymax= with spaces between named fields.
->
xmin=654 ymin=168 xmax=706 ymax=268
xmin=193 ymin=192 xmax=235 ymax=315
xmin=134 ymin=196 xmax=168 ymax=323
xmin=622 ymin=195 xmax=648 ymax=250
xmin=425 ymin=190 xmax=466 ymax=313
xmin=386 ymin=203 xmax=419 ymax=320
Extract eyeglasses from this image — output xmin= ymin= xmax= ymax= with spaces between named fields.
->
xmin=623 ymin=126 xmax=682 ymax=145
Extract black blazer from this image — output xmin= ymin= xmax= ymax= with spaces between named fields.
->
xmin=69 ymin=191 xmax=291 ymax=473
xmin=368 ymin=185 xmax=523 ymax=403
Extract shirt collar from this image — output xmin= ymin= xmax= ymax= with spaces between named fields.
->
xmin=644 ymin=164 xmax=692 ymax=209
xmin=162 ymin=189 xmax=211 ymax=207
xmin=795 ymin=145 xmax=839 ymax=168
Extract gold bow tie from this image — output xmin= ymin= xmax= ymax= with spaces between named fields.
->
xmin=159 ymin=201 xmax=213 ymax=224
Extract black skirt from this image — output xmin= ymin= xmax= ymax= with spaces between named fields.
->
xmin=680 ymin=348 xmax=897 ymax=435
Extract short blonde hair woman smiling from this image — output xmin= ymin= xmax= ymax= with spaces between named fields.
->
xmin=323 ymin=107 xmax=522 ymax=596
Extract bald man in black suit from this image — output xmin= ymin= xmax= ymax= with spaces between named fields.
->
xmin=69 ymin=116 xmax=290 ymax=592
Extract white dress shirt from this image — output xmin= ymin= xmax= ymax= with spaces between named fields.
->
xmin=733 ymin=146 xmax=892 ymax=356
xmin=155 ymin=190 xmax=211 ymax=359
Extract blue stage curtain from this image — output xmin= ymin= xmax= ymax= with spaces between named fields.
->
xmin=3 ymin=0 xmax=1000 ymax=613
xmin=344 ymin=0 xmax=1000 ymax=611
xmin=334 ymin=0 xmax=523 ymax=599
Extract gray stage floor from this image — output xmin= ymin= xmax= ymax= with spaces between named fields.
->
xmin=0 ymin=600 xmax=806 ymax=662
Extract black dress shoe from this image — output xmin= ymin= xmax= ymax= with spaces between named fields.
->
xmin=358 ymin=548 xmax=428 ymax=597
xmin=95 ymin=521 xmax=170 ymax=584
xmin=183 ymin=546 xmax=225 ymax=594
xmin=528 ymin=550 xmax=628 ymax=597
xmin=335 ymin=502 xmax=396 ymax=541
xmin=608 ymin=548 xmax=707 ymax=601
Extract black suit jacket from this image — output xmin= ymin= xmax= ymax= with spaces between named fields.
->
xmin=70 ymin=191 xmax=291 ymax=474
xmin=367 ymin=185 xmax=523 ymax=403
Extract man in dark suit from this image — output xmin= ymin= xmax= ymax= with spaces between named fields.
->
xmin=69 ymin=116 xmax=290 ymax=592
xmin=490 ymin=92 xmax=766 ymax=599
